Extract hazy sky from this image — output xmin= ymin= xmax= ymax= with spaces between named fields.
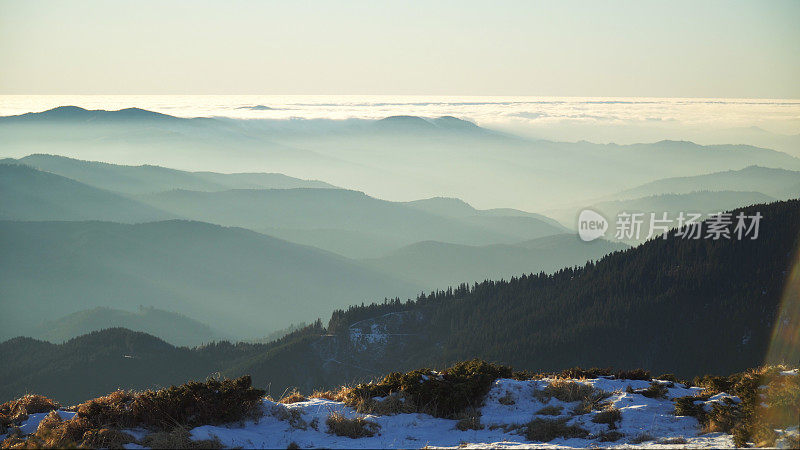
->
xmin=1 ymin=0 xmax=798 ymax=97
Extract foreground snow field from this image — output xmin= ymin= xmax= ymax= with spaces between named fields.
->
xmin=5 ymin=373 xmax=798 ymax=449
xmin=183 ymin=377 xmax=745 ymax=449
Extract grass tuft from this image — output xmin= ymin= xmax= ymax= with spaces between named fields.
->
xmin=524 ymin=418 xmax=588 ymax=442
xmin=325 ymin=412 xmax=380 ymax=438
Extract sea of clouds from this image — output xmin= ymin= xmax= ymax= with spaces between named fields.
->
xmin=2 ymin=95 xmax=798 ymax=152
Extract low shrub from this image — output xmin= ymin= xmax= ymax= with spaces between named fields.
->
xmin=1 ymin=376 xmax=264 ymax=448
xmin=0 ymin=395 xmax=60 ymax=433
xmin=524 ymin=418 xmax=588 ymax=442
xmin=349 ymin=392 xmax=416 ymax=416
xmin=598 ymin=430 xmax=624 ymax=442
xmin=572 ymin=390 xmax=612 ymax=415
xmin=558 ymin=367 xmax=613 ymax=379
xmin=498 ymin=391 xmax=515 ymax=405
xmin=629 ymin=432 xmax=654 ymax=444
xmin=591 ymin=407 xmax=622 ymax=427
xmin=325 ymin=412 xmax=380 ymax=438
xmin=454 ymin=408 xmax=483 ymax=431
xmin=656 ymin=436 xmax=688 ymax=445
xmin=673 ymin=395 xmax=707 ymax=419
xmin=345 ymin=360 xmax=512 ymax=418
xmin=616 ymin=369 xmax=651 ymax=381
xmin=140 ymin=426 xmax=221 ymax=449
xmin=534 ymin=380 xmax=597 ymax=403
xmin=535 ymin=405 xmax=563 ymax=416
xmin=279 ymin=390 xmax=308 ymax=404
xmin=639 ymin=381 xmax=669 ymax=399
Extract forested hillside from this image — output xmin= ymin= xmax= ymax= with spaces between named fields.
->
xmin=2 ymin=200 xmax=797 ymax=405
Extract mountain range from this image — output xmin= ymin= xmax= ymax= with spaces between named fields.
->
xmin=3 ymin=107 xmax=798 ymax=211
xmin=1 ymin=199 xmax=795 ymax=404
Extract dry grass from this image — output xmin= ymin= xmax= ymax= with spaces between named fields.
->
xmin=1 ymin=376 xmax=264 ymax=448
xmin=325 ymin=412 xmax=380 ymax=438
xmin=656 ymin=436 xmax=688 ymax=444
xmin=0 ymin=394 xmax=61 ymax=434
xmin=347 ymin=392 xmax=416 ymax=416
xmin=498 ymin=391 xmax=515 ymax=405
xmin=533 ymin=380 xmax=598 ymax=403
xmin=345 ymin=360 xmax=513 ymax=419
xmin=598 ymin=430 xmax=624 ymax=442
xmin=638 ymin=381 xmax=669 ymax=399
xmin=629 ymin=432 xmax=655 ymax=444
xmin=310 ymin=386 xmax=350 ymax=402
xmin=454 ymin=408 xmax=483 ymax=431
xmin=140 ymin=426 xmax=221 ymax=449
xmin=534 ymin=405 xmax=563 ymax=416
xmin=80 ymin=428 xmax=136 ymax=449
xmin=572 ymin=390 xmax=612 ymax=415
xmin=591 ymin=407 xmax=622 ymax=427
xmin=278 ymin=389 xmax=308 ymax=404
xmin=524 ymin=418 xmax=588 ymax=442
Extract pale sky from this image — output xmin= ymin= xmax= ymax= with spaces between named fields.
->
xmin=1 ymin=0 xmax=798 ymax=97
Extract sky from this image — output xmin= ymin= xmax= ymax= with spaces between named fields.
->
xmin=0 ymin=0 xmax=798 ymax=97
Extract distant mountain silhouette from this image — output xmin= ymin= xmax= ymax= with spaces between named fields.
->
xmin=138 ymin=188 xmax=565 ymax=258
xmin=236 ymin=105 xmax=275 ymax=110
xmin=0 ymin=163 xmax=172 ymax=222
xmin=12 ymin=154 xmax=336 ymax=195
xmin=4 ymin=199 xmax=796 ymax=404
xmin=0 ymin=220 xmax=420 ymax=340
xmin=3 ymin=107 xmax=799 ymax=212
xmin=614 ymin=166 xmax=800 ymax=200
xmin=362 ymin=234 xmax=626 ymax=288
xmin=0 ymin=106 xmax=180 ymax=123
xmin=590 ymin=190 xmax=774 ymax=222
xmin=32 ymin=306 xmax=223 ymax=347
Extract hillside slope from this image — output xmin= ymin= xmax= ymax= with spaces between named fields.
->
xmin=31 ymin=307 xmax=223 ymax=347
xmin=362 ymin=235 xmax=626 ymax=288
xmin=615 ymin=166 xmax=800 ymax=200
xmin=0 ymin=220 xmax=419 ymax=341
xmin=13 ymin=154 xmax=336 ymax=194
xmin=1 ymin=200 xmax=796 ymax=405
xmin=0 ymin=164 xmax=172 ymax=222
xmin=138 ymin=188 xmax=565 ymax=258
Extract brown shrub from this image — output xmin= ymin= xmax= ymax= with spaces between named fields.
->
xmin=656 ymin=436 xmax=688 ymax=444
xmin=140 ymin=426 xmax=221 ymax=449
xmin=535 ymin=405 xmax=563 ymax=416
xmin=310 ymin=387 xmax=350 ymax=402
xmin=76 ymin=375 xmax=264 ymax=430
xmin=498 ymin=391 xmax=515 ymax=405
xmin=629 ymin=432 xmax=654 ymax=444
xmin=279 ymin=390 xmax=308 ymax=404
xmin=572 ymin=390 xmax=612 ymax=415
xmin=558 ymin=367 xmax=613 ymax=379
xmin=325 ymin=412 xmax=380 ymax=438
xmin=345 ymin=360 xmax=512 ymax=418
xmin=534 ymin=380 xmax=597 ymax=403
xmin=638 ymin=381 xmax=669 ymax=399
xmin=80 ymin=428 xmax=135 ymax=449
xmin=454 ymin=408 xmax=482 ymax=431
xmin=591 ymin=407 xmax=622 ymax=427
xmin=0 ymin=394 xmax=61 ymax=429
xmin=616 ymin=369 xmax=651 ymax=381
xmin=598 ymin=430 xmax=624 ymax=442
xmin=525 ymin=418 xmax=588 ymax=442
xmin=2 ymin=376 xmax=264 ymax=449
xmin=351 ymin=393 xmax=416 ymax=416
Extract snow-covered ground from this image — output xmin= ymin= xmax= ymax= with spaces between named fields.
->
xmin=6 ymin=375 xmax=798 ymax=448
xmin=187 ymin=377 xmax=737 ymax=449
